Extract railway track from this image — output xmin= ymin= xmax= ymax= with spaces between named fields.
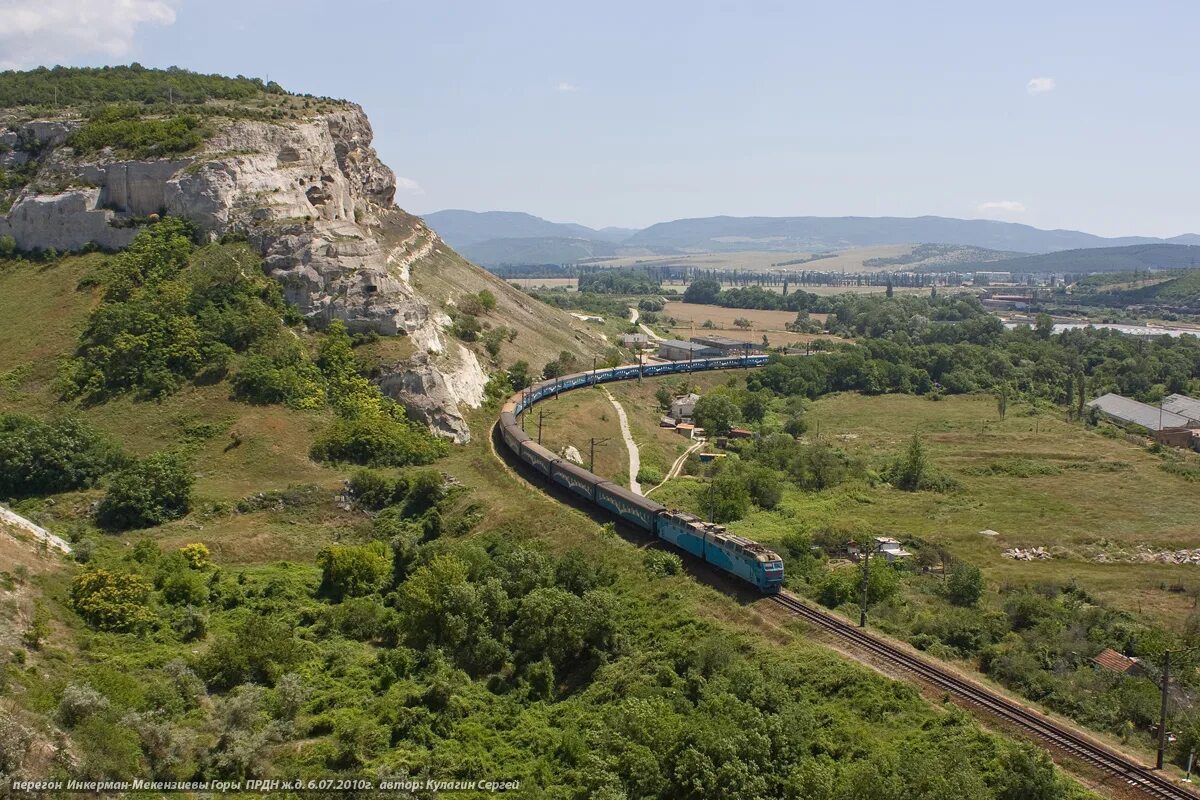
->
xmin=770 ymin=591 xmax=1199 ymax=800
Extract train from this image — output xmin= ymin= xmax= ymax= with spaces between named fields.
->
xmin=498 ymin=354 xmax=785 ymax=593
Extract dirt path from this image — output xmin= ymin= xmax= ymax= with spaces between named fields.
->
xmin=602 ymin=388 xmax=641 ymax=494
xmin=645 ymin=439 xmax=704 ymax=496
xmin=628 ymin=306 xmax=639 ymax=324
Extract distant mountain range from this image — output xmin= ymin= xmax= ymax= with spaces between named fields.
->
xmin=950 ymin=244 xmax=1200 ymax=275
xmin=421 ymin=209 xmax=1200 ymax=268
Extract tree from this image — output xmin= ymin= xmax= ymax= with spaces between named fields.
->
xmin=1034 ymin=312 xmax=1055 ymax=340
xmin=945 ymin=561 xmax=983 ymax=607
xmin=885 ymin=280 xmax=894 ymax=299
xmin=477 ymin=289 xmax=497 ymax=311
xmin=317 ymin=541 xmax=391 ymax=600
xmin=891 ymin=434 xmax=928 ymax=492
xmin=70 ymin=568 xmax=154 ymax=632
xmin=97 ymin=450 xmax=193 ymax=530
xmin=996 ymin=383 xmax=1009 ymax=421
xmin=655 ymin=386 xmax=673 ymax=411
xmin=708 ymin=468 xmax=751 ymax=523
xmin=683 ymin=278 xmax=722 ymax=305
xmin=693 ymin=394 xmax=740 ymax=435
xmin=508 ymin=360 xmax=532 ymax=390
xmin=741 ymin=392 xmax=768 ymax=423
xmin=0 ymin=414 xmax=125 ymax=499
xmin=733 ymin=317 xmax=751 ymax=329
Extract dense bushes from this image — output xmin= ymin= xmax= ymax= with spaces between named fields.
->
xmin=70 ymin=106 xmax=208 ymax=158
xmin=0 ymin=65 xmax=281 ymax=108
xmin=62 ymin=222 xmax=292 ymax=401
xmin=310 ymin=417 xmax=446 ymax=467
xmin=317 ymin=542 xmax=391 ymax=600
xmin=96 ymin=450 xmax=194 ymax=531
xmin=0 ymin=414 xmax=125 ymax=499
xmin=70 ymin=568 xmax=154 ymax=632
xmin=578 ymin=269 xmax=660 ymax=294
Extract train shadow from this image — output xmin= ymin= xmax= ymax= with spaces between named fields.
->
xmin=490 ymin=422 xmax=767 ymax=607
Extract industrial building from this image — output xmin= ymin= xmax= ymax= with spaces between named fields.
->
xmin=657 ymin=339 xmax=723 ymax=361
xmin=1162 ymin=393 xmax=1200 ymax=425
xmin=1087 ymin=393 xmax=1194 ymax=432
xmin=688 ymin=335 xmax=755 ymax=355
xmin=1087 ymin=393 xmax=1200 ymax=450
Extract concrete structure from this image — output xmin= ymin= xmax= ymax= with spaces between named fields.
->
xmin=873 ymin=537 xmax=912 ymax=562
xmin=1162 ymin=393 xmax=1200 ymax=425
xmin=657 ymin=339 xmax=723 ymax=361
xmin=620 ymin=333 xmax=649 ymax=347
xmin=1087 ymin=393 xmax=1194 ymax=432
xmin=670 ymin=393 xmax=700 ymax=422
xmin=688 ymin=334 xmax=755 ymax=355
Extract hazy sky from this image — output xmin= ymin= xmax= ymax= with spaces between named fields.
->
xmin=3 ymin=0 xmax=1198 ymax=236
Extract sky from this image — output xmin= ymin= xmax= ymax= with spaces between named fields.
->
xmin=2 ymin=0 xmax=1198 ymax=237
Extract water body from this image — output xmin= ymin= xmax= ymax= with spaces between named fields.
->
xmin=1004 ymin=321 xmax=1198 ymax=338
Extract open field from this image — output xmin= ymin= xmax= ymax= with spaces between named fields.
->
xmin=587 ymin=244 xmax=920 ymax=273
xmin=659 ymin=301 xmax=840 ymax=347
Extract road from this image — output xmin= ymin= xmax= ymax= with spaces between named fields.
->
xmin=629 ymin=306 xmax=665 ymax=342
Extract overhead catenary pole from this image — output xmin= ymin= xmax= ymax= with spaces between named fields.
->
xmin=1158 ymin=649 xmax=1171 ymax=770
xmin=589 ymin=437 xmax=610 ymax=472
xmin=537 ymin=408 xmax=546 ymax=445
xmin=859 ymin=544 xmax=872 ymax=628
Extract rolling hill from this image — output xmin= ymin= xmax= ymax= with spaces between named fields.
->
xmin=423 ymin=210 xmax=1200 ymax=266
xmin=950 ymin=243 xmax=1200 ymax=275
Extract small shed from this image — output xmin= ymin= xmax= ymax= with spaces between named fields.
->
xmin=1092 ymin=648 xmax=1145 ymax=677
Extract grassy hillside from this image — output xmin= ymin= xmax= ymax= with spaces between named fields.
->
xmin=0 ymin=231 xmax=1093 ymax=796
xmin=957 ymin=243 xmax=1200 ymax=275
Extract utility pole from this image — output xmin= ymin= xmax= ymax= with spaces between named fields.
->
xmin=1159 ymin=649 xmax=1171 ymax=770
xmin=589 ymin=437 xmax=610 ymax=472
xmin=707 ymin=479 xmax=715 ymax=524
xmin=859 ymin=544 xmax=872 ymax=628
xmin=591 ymin=355 xmax=597 ymax=386
xmin=638 ymin=350 xmax=643 ymax=383
xmin=537 ymin=408 xmax=546 ymax=445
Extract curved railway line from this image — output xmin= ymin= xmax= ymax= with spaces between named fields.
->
xmin=496 ymin=356 xmax=1200 ymax=800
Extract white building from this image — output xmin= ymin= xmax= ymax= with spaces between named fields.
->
xmin=670 ymin=393 xmax=700 ymax=422
xmin=873 ymin=537 xmax=912 ymax=562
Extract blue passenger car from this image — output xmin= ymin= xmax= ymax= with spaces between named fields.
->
xmin=595 ymin=482 xmax=662 ymax=532
xmin=550 ymin=459 xmax=599 ymax=501
xmin=519 ymin=440 xmax=557 ymax=476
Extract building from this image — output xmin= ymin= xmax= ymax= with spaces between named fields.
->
xmin=670 ymin=393 xmax=700 ymax=422
xmin=1091 ymin=648 xmax=1146 ymax=677
xmin=620 ymin=333 xmax=649 ymax=347
xmin=657 ymin=339 xmax=723 ymax=361
xmin=873 ymin=537 xmax=911 ymax=562
xmin=1162 ymin=393 xmax=1200 ymax=425
xmin=1087 ymin=393 xmax=1194 ymax=432
xmin=688 ymin=335 xmax=755 ymax=356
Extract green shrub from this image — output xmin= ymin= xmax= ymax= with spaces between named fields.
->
xmin=0 ymin=414 xmax=125 ymax=499
xmin=96 ymin=450 xmax=194 ymax=531
xmin=348 ymin=469 xmax=398 ymax=510
xmin=196 ymin=616 xmax=305 ymax=690
xmin=231 ymin=342 xmax=325 ymax=409
xmin=317 ymin=541 xmax=391 ymax=600
xmin=310 ymin=417 xmax=447 ymax=468
xmin=63 ymin=223 xmax=289 ymax=401
xmin=945 ymin=561 xmax=984 ymax=607
xmin=70 ymin=105 xmax=209 ymax=158
xmin=70 ymin=568 xmax=154 ymax=632
xmin=643 ymin=550 xmax=683 ymax=577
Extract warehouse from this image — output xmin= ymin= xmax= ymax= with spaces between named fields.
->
xmin=1162 ymin=393 xmax=1200 ymax=425
xmin=657 ymin=339 xmax=723 ymax=361
xmin=1086 ymin=393 xmax=1194 ymax=432
xmin=688 ymin=335 xmax=755 ymax=355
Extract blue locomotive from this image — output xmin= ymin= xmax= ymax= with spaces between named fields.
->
xmin=499 ymin=354 xmax=783 ymax=593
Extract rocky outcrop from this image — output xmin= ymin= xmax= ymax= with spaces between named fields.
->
xmin=0 ymin=106 xmax=489 ymax=441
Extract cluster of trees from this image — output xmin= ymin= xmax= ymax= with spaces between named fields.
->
xmin=35 ymin=463 xmax=1078 ymax=798
xmin=69 ymin=105 xmax=209 ymax=158
xmin=0 ymin=415 xmax=125 ymax=499
xmin=577 ymin=269 xmax=661 ymax=294
xmin=61 ymin=220 xmax=288 ymax=400
xmin=0 ymin=65 xmax=284 ymax=108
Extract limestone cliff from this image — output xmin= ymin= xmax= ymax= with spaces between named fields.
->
xmin=0 ymin=106 xmax=603 ymax=441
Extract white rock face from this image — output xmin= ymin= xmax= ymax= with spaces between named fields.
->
xmin=0 ymin=105 xmax=485 ymax=441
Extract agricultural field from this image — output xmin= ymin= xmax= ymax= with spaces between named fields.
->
xmin=505 ymin=276 xmax=578 ymax=290
xmin=658 ymin=301 xmax=839 ymax=347
xmin=588 ymin=244 xmax=920 ymax=273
